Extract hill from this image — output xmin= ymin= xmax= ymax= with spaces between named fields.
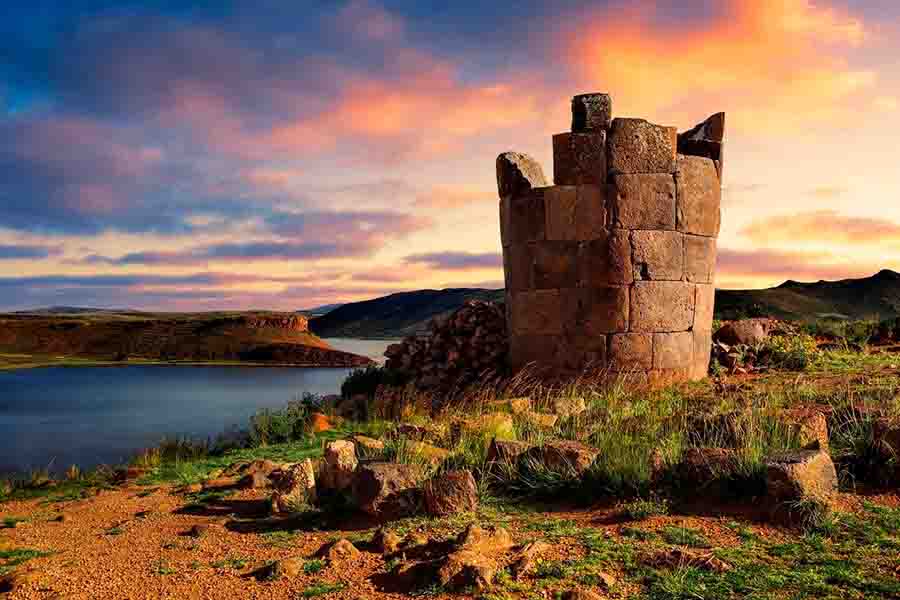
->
xmin=0 ymin=311 xmax=372 ymax=369
xmin=309 ymin=288 xmax=504 ymax=338
xmin=311 ymin=271 xmax=900 ymax=338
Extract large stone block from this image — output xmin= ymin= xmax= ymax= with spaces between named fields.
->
xmin=563 ymin=286 xmax=629 ymax=336
xmin=684 ymin=235 xmax=716 ymax=283
xmin=631 ymin=230 xmax=684 ymax=281
xmin=765 ymin=449 xmax=837 ymax=502
xmin=544 ymin=186 xmax=578 ymax=240
xmin=558 ymin=332 xmax=607 ymax=372
xmin=676 ymin=155 xmax=721 ymax=237
xmin=693 ymin=284 xmax=715 ymax=332
xmin=611 ymin=174 xmax=676 ymax=230
xmin=691 ymin=328 xmax=712 ymax=379
xmin=577 ymin=229 xmax=632 ymax=287
xmin=677 ymin=113 xmax=725 ymax=179
xmin=653 ymin=331 xmax=693 ymax=369
xmin=510 ymin=289 xmax=563 ymax=336
xmin=575 ymin=184 xmax=609 ymax=240
xmin=496 ymin=152 xmax=548 ymax=200
xmin=532 ymin=242 xmax=578 ymax=289
xmin=607 ymin=118 xmax=676 ymax=175
xmin=553 ymin=132 xmax=607 ymax=185
xmin=510 ymin=334 xmax=559 ymax=372
xmin=630 ymin=281 xmax=695 ymax=332
xmin=571 ymin=93 xmax=612 ymax=132
xmin=609 ymin=333 xmax=652 ymax=371
xmin=503 ymin=243 xmax=532 ymax=292
xmin=501 ymin=189 xmax=546 ymax=246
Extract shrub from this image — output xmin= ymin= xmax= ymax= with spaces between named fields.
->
xmin=760 ymin=333 xmax=818 ymax=371
xmin=248 ymin=396 xmax=318 ymax=446
xmin=340 ymin=365 xmax=408 ymax=399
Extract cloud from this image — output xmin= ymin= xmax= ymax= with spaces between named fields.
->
xmin=740 ymin=210 xmax=900 ymax=246
xmin=716 ymin=247 xmax=874 ymax=286
xmin=0 ymin=244 xmax=59 ymax=260
xmin=568 ymin=0 xmax=876 ymax=133
xmin=415 ymin=185 xmax=494 ymax=208
xmin=405 ymin=251 xmax=502 ymax=270
xmin=809 ymin=186 xmax=847 ymax=199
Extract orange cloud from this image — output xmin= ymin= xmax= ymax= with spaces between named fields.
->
xmin=570 ymin=0 xmax=876 ymax=133
xmin=740 ymin=210 xmax=900 ymax=246
xmin=415 ymin=185 xmax=493 ymax=209
xmin=716 ymin=247 xmax=875 ymax=289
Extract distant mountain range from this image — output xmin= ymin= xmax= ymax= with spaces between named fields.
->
xmin=310 ymin=270 xmax=900 ymax=339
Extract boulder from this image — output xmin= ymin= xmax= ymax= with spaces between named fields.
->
xmin=324 ymin=538 xmax=360 ymax=562
xmin=270 ymin=459 xmax=317 ymax=514
xmin=714 ymin=319 xmax=778 ymax=346
xmin=677 ymin=448 xmax=736 ymax=485
xmin=350 ymin=434 xmax=385 ymax=457
xmin=424 ymin=470 xmax=478 ymax=517
xmin=778 ymin=408 xmax=829 ymax=450
xmin=571 ymin=92 xmax=612 ymax=132
xmin=553 ymin=396 xmax=587 ymax=419
xmin=509 ymin=541 xmax=551 ymax=580
xmin=352 ymin=462 xmax=424 ymax=519
xmin=486 ymin=439 xmax=532 ymax=464
xmin=372 ymin=527 xmax=402 ymax=555
xmin=873 ymin=417 xmax=900 ymax=460
xmin=239 ymin=471 xmax=271 ymax=490
xmin=496 ymin=152 xmax=548 ymax=200
xmin=508 ymin=397 xmax=532 ymax=414
xmin=765 ymin=449 xmax=838 ymax=502
xmin=408 ymin=441 xmax=451 ymax=466
xmin=438 ymin=525 xmax=515 ymax=590
xmin=320 ymin=440 xmax=358 ymax=492
xmin=521 ymin=440 xmax=599 ymax=476
xmin=266 ymin=557 xmax=304 ymax=579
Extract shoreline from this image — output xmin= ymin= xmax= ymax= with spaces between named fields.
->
xmin=0 ymin=355 xmax=373 ymax=372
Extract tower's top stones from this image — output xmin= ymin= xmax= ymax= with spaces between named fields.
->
xmin=571 ymin=93 xmax=612 ymax=133
xmin=496 ymin=152 xmax=548 ymax=200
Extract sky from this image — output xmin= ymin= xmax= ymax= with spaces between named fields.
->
xmin=1 ymin=0 xmax=899 ymax=311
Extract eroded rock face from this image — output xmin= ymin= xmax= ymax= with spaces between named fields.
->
xmin=270 ymin=459 xmax=317 ymax=514
xmin=714 ymin=319 xmax=778 ymax=346
xmin=678 ymin=112 xmax=725 ymax=178
xmin=608 ymin=118 xmax=676 ymax=175
xmin=765 ymin=449 xmax=838 ymax=502
xmin=496 ymin=152 xmax=548 ymax=200
xmin=424 ymin=470 xmax=478 ymax=517
xmin=352 ymin=462 xmax=424 ymax=519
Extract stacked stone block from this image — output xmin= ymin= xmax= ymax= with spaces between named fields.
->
xmin=498 ymin=93 xmax=723 ymax=384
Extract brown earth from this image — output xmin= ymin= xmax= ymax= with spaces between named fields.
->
xmin=3 ymin=480 xmax=897 ymax=600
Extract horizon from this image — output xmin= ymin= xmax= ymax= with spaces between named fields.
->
xmin=2 ymin=1 xmax=900 ymax=311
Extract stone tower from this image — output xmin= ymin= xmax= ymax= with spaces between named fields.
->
xmin=497 ymin=93 xmax=723 ymax=385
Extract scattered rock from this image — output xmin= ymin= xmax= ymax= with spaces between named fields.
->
xmin=351 ymin=462 xmax=424 ymax=519
xmin=408 ymin=441 xmax=451 ymax=466
xmin=765 ymin=449 xmax=838 ymax=503
xmin=349 ymin=434 xmax=385 ymax=456
xmin=450 ymin=413 xmax=516 ymax=445
xmin=0 ymin=570 xmax=40 ymax=593
xmin=778 ymin=408 xmax=829 ymax=450
xmin=645 ymin=547 xmax=731 ymax=573
xmin=324 ymin=539 xmax=360 ymax=562
xmin=678 ymin=448 xmax=737 ymax=485
xmin=424 ymin=470 xmax=478 ymax=517
xmin=320 ymin=441 xmax=358 ymax=492
xmin=402 ymin=532 xmax=430 ymax=549
xmin=437 ymin=525 xmax=515 ymax=590
xmin=520 ymin=411 xmax=559 ymax=429
xmin=508 ymin=397 xmax=532 ymax=414
xmin=486 ymin=439 xmax=532 ymax=465
xmin=521 ymin=440 xmax=599 ymax=476
xmin=553 ymin=396 xmax=587 ymax=419
xmin=714 ymin=319 xmax=779 ymax=347
xmin=873 ymin=417 xmax=900 ymax=460
xmin=186 ymin=524 xmax=209 ymax=537
xmin=267 ymin=557 xmax=304 ymax=579
xmin=270 ymin=459 xmax=317 ymax=514
xmin=509 ymin=541 xmax=551 ymax=580
xmin=372 ymin=527 xmax=402 ymax=555
xmin=238 ymin=471 xmax=271 ymax=490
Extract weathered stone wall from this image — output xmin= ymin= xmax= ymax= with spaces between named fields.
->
xmin=498 ymin=93 xmax=723 ymax=384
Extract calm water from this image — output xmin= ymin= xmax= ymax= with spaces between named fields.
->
xmin=0 ymin=338 xmax=393 ymax=474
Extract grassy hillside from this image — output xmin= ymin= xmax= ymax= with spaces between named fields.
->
xmin=310 ymin=288 xmax=504 ymax=338
xmin=0 ymin=310 xmax=372 ymax=369
xmin=311 ymin=271 xmax=900 ymax=338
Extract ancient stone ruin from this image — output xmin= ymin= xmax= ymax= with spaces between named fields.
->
xmin=497 ymin=93 xmax=723 ymax=384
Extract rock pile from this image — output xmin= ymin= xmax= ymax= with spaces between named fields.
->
xmin=499 ymin=92 xmax=723 ymax=384
xmin=383 ymin=300 xmax=508 ymax=393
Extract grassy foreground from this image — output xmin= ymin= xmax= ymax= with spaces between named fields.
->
xmin=2 ymin=343 xmax=900 ymax=599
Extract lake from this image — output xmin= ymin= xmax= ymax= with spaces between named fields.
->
xmin=0 ymin=338 xmax=394 ymax=474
